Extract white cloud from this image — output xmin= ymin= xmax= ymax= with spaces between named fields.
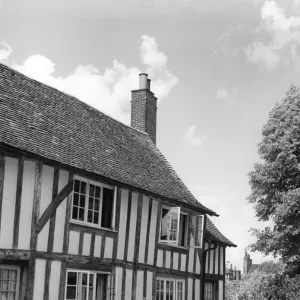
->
xmin=244 ymin=42 xmax=281 ymax=70
xmin=218 ymin=1 xmax=300 ymax=70
xmin=140 ymin=35 xmax=178 ymax=101
xmin=216 ymin=88 xmax=229 ymax=100
xmin=185 ymin=125 xmax=204 ymax=147
xmin=244 ymin=0 xmax=300 ymax=70
xmin=0 ymin=42 xmax=12 ymax=62
xmin=141 ymin=35 xmax=168 ymax=71
xmin=2 ymin=35 xmax=178 ymax=124
xmin=216 ymin=87 xmax=238 ymax=105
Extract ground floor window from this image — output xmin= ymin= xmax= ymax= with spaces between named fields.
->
xmin=65 ymin=270 xmax=115 ymax=300
xmin=205 ymin=282 xmax=218 ymax=300
xmin=156 ymin=278 xmax=185 ymax=300
xmin=0 ymin=265 xmax=20 ymax=300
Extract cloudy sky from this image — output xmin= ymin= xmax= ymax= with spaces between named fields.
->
xmin=1 ymin=0 xmax=299 ymax=271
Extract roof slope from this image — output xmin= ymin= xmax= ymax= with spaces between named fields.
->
xmin=0 ymin=63 xmax=216 ymax=215
xmin=206 ymin=218 xmax=236 ymax=247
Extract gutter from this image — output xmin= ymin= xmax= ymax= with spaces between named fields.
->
xmin=200 ymin=215 xmax=219 ymax=300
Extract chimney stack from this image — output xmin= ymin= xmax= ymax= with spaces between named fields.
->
xmin=131 ymin=73 xmax=157 ymax=144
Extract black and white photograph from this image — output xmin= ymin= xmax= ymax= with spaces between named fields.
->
xmin=0 ymin=0 xmax=299 ymax=299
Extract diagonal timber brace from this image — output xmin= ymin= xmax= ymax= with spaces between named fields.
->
xmin=36 ymin=180 xmax=73 ymax=233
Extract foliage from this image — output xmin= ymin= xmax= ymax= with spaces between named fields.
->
xmin=226 ymin=273 xmax=267 ymax=300
xmin=254 ymin=260 xmax=284 ymax=274
xmin=226 ymin=273 xmax=300 ymax=300
xmin=262 ymin=274 xmax=300 ymax=300
xmin=248 ymin=85 xmax=300 ymax=273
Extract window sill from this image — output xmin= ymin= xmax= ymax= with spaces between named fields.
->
xmin=69 ymin=221 xmax=118 ymax=237
xmin=157 ymin=242 xmax=189 ymax=254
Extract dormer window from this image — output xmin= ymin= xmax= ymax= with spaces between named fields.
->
xmin=71 ymin=177 xmax=116 ymax=229
xmin=159 ymin=206 xmax=188 ymax=247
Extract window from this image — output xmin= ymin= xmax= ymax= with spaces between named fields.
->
xmin=72 ymin=177 xmax=116 ymax=229
xmin=65 ymin=270 xmax=115 ymax=300
xmin=204 ymin=283 xmax=214 ymax=300
xmin=159 ymin=206 xmax=188 ymax=247
xmin=193 ymin=215 xmax=204 ymax=249
xmin=176 ymin=281 xmax=184 ymax=300
xmin=0 ymin=265 xmax=20 ymax=300
xmin=156 ymin=278 xmax=184 ymax=300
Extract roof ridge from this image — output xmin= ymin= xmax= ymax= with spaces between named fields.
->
xmin=0 ymin=63 xmax=149 ymax=137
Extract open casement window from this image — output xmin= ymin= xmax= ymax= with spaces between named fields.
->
xmin=156 ymin=278 xmax=185 ymax=300
xmin=65 ymin=270 xmax=116 ymax=300
xmin=72 ymin=177 xmax=116 ymax=229
xmin=0 ymin=265 xmax=20 ymax=300
xmin=160 ymin=207 xmax=181 ymax=244
xmin=192 ymin=215 xmax=204 ymax=249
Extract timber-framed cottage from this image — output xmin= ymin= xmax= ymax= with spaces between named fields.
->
xmin=0 ymin=64 xmax=236 ymax=300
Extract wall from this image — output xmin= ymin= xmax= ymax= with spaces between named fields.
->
xmin=0 ymin=151 xmax=226 ymax=300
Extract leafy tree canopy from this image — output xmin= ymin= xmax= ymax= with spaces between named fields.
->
xmin=226 ymin=273 xmax=300 ymax=300
xmin=256 ymin=260 xmax=284 ymax=274
xmin=248 ymin=85 xmax=300 ymax=274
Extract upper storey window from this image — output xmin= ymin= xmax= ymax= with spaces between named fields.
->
xmin=71 ymin=177 xmax=116 ymax=229
xmin=159 ymin=206 xmax=188 ymax=247
xmin=159 ymin=206 xmax=204 ymax=248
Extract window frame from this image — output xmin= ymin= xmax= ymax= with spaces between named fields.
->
xmin=65 ymin=269 xmax=115 ymax=300
xmin=158 ymin=205 xmax=189 ymax=247
xmin=204 ymin=281 xmax=217 ymax=300
xmin=156 ymin=277 xmax=185 ymax=300
xmin=71 ymin=176 xmax=117 ymax=230
xmin=193 ymin=215 xmax=204 ymax=249
xmin=0 ymin=264 xmax=20 ymax=300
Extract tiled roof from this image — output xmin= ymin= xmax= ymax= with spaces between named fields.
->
xmin=206 ymin=218 xmax=236 ymax=247
xmin=0 ymin=63 xmax=217 ymax=215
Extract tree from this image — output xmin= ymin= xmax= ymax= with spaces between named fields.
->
xmin=226 ymin=273 xmax=300 ymax=300
xmin=226 ymin=273 xmax=266 ymax=300
xmin=248 ymin=85 xmax=300 ymax=274
xmin=256 ymin=260 xmax=284 ymax=274
xmin=262 ymin=274 xmax=300 ymax=300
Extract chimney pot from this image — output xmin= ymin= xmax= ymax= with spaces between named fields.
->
xmin=147 ymin=79 xmax=151 ymax=90
xmin=139 ymin=73 xmax=148 ymax=89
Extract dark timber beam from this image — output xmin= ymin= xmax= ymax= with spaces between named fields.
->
xmin=37 ymin=181 xmax=73 ymax=233
xmin=200 ymin=215 xmax=207 ymax=300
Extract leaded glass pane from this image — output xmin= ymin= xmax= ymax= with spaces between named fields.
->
xmin=7 ymin=292 xmax=15 ymax=300
xmin=0 ymin=268 xmax=19 ymax=300
xmin=88 ymin=210 xmax=93 ymax=223
xmin=80 ymin=182 xmax=86 ymax=194
xmin=67 ymin=272 xmax=77 ymax=285
xmin=66 ymin=286 xmax=76 ymax=299
xmin=74 ymin=180 xmax=80 ymax=193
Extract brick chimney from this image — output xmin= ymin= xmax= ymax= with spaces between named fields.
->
xmin=131 ymin=73 xmax=157 ymax=144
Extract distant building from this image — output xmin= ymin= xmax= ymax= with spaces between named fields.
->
xmin=243 ymin=251 xmax=266 ymax=275
xmin=243 ymin=251 xmax=254 ymax=274
xmin=243 ymin=251 xmax=264 ymax=274
xmin=243 ymin=251 xmax=282 ymax=276
xmin=225 ymin=262 xmax=242 ymax=281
